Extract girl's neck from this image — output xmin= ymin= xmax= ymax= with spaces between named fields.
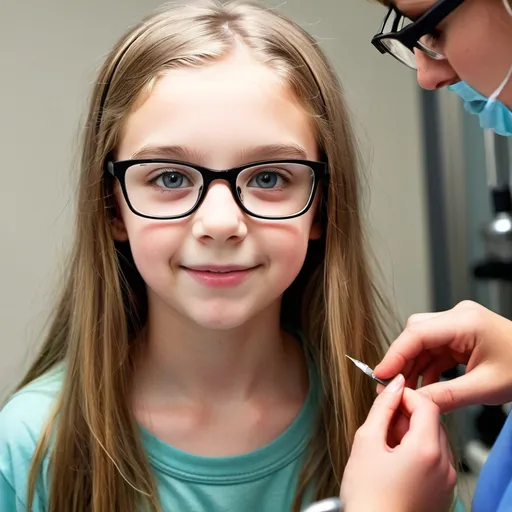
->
xmin=132 ymin=294 xmax=305 ymax=406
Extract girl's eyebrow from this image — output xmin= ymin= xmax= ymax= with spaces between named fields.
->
xmin=239 ymin=143 xmax=309 ymax=161
xmin=130 ymin=143 xmax=309 ymax=163
xmin=131 ymin=144 xmax=204 ymax=161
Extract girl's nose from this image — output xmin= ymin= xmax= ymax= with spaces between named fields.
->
xmin=191 ymin=183 xmax=248 ymax=244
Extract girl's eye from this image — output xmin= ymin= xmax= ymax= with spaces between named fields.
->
xmin=247 ymin=171 xmax=285 ymax=189
xmin=153 ymin=171 xmax=192 ymax=189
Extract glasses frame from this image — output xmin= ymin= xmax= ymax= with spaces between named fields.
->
xmin=371 ymin=0 xmax=465 ymax=69
xmin=106 ymin=158 xmax=328 ymax=221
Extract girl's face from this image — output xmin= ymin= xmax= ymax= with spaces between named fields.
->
xmin=395 ymin=0 xmax=512 ymax=107
xmin=113 ymin=48 xmax=321 ymax=330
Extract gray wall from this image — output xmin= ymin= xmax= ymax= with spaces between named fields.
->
xmin=0 ymin=0 xmax=431 ymax=399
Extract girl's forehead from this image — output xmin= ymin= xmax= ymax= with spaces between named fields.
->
xmin=117 ymin=50 xmax=318 ymax=164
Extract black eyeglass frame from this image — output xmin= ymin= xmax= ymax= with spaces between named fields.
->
xmin=371 ymin=0 xmax=465 ymax=66
xmin=107 ymin=158 xmax=329 ymax=221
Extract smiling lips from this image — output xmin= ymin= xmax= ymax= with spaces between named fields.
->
xmin=182 ymin=265 xmax=258 ymax=288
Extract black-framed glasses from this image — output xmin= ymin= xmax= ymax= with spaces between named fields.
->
xmin=371 ymin=0 xmax=465 ymax=69
xmin=106 ymin=159 xmax=328 ymax=220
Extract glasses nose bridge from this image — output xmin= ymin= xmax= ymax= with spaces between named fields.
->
xmin=197 ymin=167 xmax=241 ymax=211
xmin=200 ymin=167 xmax=241 ymax=202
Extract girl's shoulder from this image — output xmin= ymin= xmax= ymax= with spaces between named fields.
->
xmin=0 ymin=365 xmax=64 ymax=510
xmin=1 ymin=365 xmax=64 ymax=433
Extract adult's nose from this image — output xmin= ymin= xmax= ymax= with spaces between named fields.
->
xmin=415 ymin=50 xmax=458 ymax=90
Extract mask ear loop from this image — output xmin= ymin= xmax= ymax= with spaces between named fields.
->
xmin=490 ymin=0 xmax=512 ymax=104
xmin=504 ymin=0 xmax=512 ymax=17
xmin=489 ymin=64 xmax=512 ymax=102
xmin=490 ymin=0 xmax=512 ymax=102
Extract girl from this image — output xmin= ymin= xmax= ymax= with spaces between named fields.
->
xmin=0 ymin=1 xmax=455 ymax=511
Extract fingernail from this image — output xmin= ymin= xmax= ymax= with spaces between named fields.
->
xmin=386 ymin=374 xmax=404 ymax=393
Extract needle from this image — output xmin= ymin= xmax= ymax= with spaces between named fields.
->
xmin=345 ymin=355 xmax=392 ymax=387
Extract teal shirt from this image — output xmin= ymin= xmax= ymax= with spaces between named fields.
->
xmin=0 ymin=364 xmax=467 ymax=512
xmin=0 ymin=364 xmax=319 ymax=512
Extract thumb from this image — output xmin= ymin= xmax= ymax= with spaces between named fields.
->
xmin=417 ymin=370 xmax=486 ymax=413
xmin=364 ymin=374 xmax=405 ymax=438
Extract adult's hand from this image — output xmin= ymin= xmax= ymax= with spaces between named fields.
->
xmin=374 ymin=300 xmax=512 ymax=413
xmin=341 ymin=375 xmax=456 ymax=512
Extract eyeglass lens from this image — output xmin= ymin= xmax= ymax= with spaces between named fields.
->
xmin=380 ymin=12 xmax=445 ymax=69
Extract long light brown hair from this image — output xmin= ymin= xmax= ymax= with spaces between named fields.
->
xmin=15 ymin=1 xmax=392 ymax=510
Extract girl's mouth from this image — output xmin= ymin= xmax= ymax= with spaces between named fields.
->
xmin=181 ymin=265 xmax=259 ymax=288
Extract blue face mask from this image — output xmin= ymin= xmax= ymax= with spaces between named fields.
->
xmin=448 ymin=65 xmax=512 ymax=137
xmin=448 ymin=0 xmax=512 ymax=136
